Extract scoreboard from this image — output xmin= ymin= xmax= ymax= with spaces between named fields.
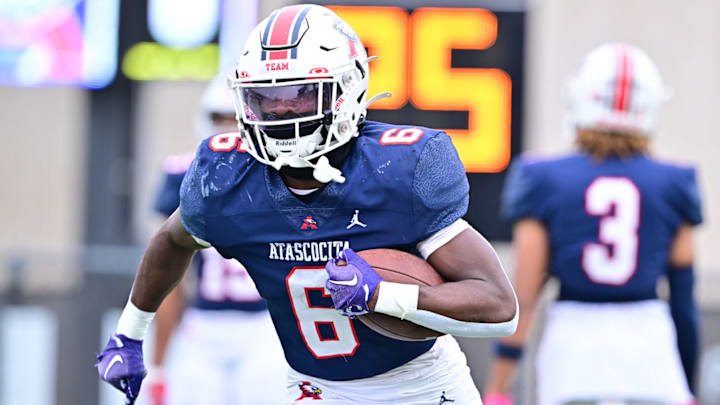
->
xmin=332 ymin=6 xmax=512 ymax=173
xmin=327 ymin=3 xmax=525 ymax=239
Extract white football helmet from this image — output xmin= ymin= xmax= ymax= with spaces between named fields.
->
xmin=568 ymin=43 xmax=668 ymax=135
xmin=228 ymin=4 xmax=388 ymax=183
xmin=196 ymin=74 xmax=237 ymax=138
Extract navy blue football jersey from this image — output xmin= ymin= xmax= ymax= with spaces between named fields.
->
xmin=154 ymin=154 xmax=266 ymax=312
xmin=502 ymin=154 xmax=702 ymax=302
xmin=179 ymin=121 xmax=469 ymax=380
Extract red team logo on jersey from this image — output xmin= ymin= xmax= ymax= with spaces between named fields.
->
xmin=295 ymin=381 xmax=322 ymax=400
xmin=300 ymin=216 xmax=318 ymax=230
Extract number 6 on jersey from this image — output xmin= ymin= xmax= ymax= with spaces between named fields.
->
xmin=286 ymin=267 xmax=360 ymax=358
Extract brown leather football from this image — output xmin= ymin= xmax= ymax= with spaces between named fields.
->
xmin=354 ymin=248 xmax=446 ymax=341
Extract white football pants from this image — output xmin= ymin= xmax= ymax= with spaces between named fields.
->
xmin=536 ymin=300 xmax=693 ymax=405
xmin=165 ymin=308 xmax=288 ymax=405
xmin=286 ymin=335 xmax=482 ymax=404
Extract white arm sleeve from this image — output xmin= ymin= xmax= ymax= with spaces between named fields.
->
xmin=376 ymin=223 xmax=519 ymax=338
xmin=404 ymin=257 xmax=518 ymax=338
xmin=405 ymin=307 xmax=518 ymax=338
xmin=416 ymin=218 xmax=471 ymax=259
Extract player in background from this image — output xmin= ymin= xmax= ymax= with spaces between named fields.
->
xmin=483 ymin=43 xmax=701 ymax=405
xmin=143 ymin=76 xmax=287 ymax=405
xmin=96 ymin=5 xmax=518 ymax=405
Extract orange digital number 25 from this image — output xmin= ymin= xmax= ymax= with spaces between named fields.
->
xmin=331 ymin=6 xmax=512 ymax=173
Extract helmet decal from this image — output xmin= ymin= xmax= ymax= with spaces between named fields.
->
xmin=261 ymin=5 xmax=312 ymax=61
xmin=612 ymin=44 xmax=633 ymax=112
xmin=332 ymin=20 xmax=360 ymax=58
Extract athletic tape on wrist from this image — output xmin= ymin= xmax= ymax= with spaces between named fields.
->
xmin=116 ymin=299 xmax=156 ymax=340
xmin=374 ymin=282 xmax=419 ymax=320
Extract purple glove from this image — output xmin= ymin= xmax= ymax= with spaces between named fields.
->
xmin=96 ymin=333 xmax=147 ymax=404
xmin=325 ymin=249 xmax=382 ymax=317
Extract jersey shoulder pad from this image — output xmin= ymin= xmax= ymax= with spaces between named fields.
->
xmin=501 ymin=154 xmax=558 ymax=223
xmin=361 ymin=121 xmax=442 ymax=152
xmin=356 ymin=122 xmax=468 ymax=239
xmin=661 ymin=161 xmax=703 ymax=226
xmin=356 ymin=121 xmax=446 ymax=177
xmin=179 ymin=133 xmax=255 ymax=240
xmin=191 ymin=132 xmax=255 ymax=195
xmin=411 ymin=130 xmax=469 ymax=239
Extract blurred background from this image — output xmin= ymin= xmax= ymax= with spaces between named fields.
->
xmin=0 ymin=0 xmax=718 ymax=404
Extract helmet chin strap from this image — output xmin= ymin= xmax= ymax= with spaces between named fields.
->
xmin=312 ymin=156 xmax=345 ymax=183
xmin=271 ymin=155 xmax=345 ymax=184
xmin=271 ymin=155 xmax=309 ymax=171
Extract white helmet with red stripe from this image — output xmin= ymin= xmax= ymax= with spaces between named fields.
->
xmin=228 ymin=4 xmax=387 ymax=183
xmin=568 ymin=43 xmax=668 ymax=135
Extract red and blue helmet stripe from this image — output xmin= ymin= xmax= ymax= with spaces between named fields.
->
xmin=612 ymin=44 xmax=634 ymax=112
xmin=261 ymin=5 xmax=312 ymax=61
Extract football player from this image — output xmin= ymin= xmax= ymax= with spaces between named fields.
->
xmin=96 ymin=5 xmax=518 ymax=405
xmin=483 ymin=43 xmax=701 ymax=405
xmin=144 ymin=76 xmax=286 ymax=405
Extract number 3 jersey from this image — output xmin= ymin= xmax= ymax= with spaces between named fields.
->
xmin=178 ymin=121 xmax=469 ymax=380
xmin=502 ymin=154 xmax=703 ymax=302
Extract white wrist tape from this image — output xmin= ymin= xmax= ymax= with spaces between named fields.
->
xmin=116 ymin=299 xmax=156 ymax=340
xmin=374 ymin=282 xmax=419 ymax=320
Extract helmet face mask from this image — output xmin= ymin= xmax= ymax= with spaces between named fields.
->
xmin=228 ymin=5 xmax=379 ymax=183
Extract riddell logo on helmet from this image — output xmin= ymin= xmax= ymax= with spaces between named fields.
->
xmin=274 ymin=139 xmax=297 ymax=147
xmin=266 ymin=62 xmax=289 ymax=72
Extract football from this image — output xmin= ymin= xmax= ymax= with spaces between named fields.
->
xmin=355 ymin=248 xmax=446 ymax=341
